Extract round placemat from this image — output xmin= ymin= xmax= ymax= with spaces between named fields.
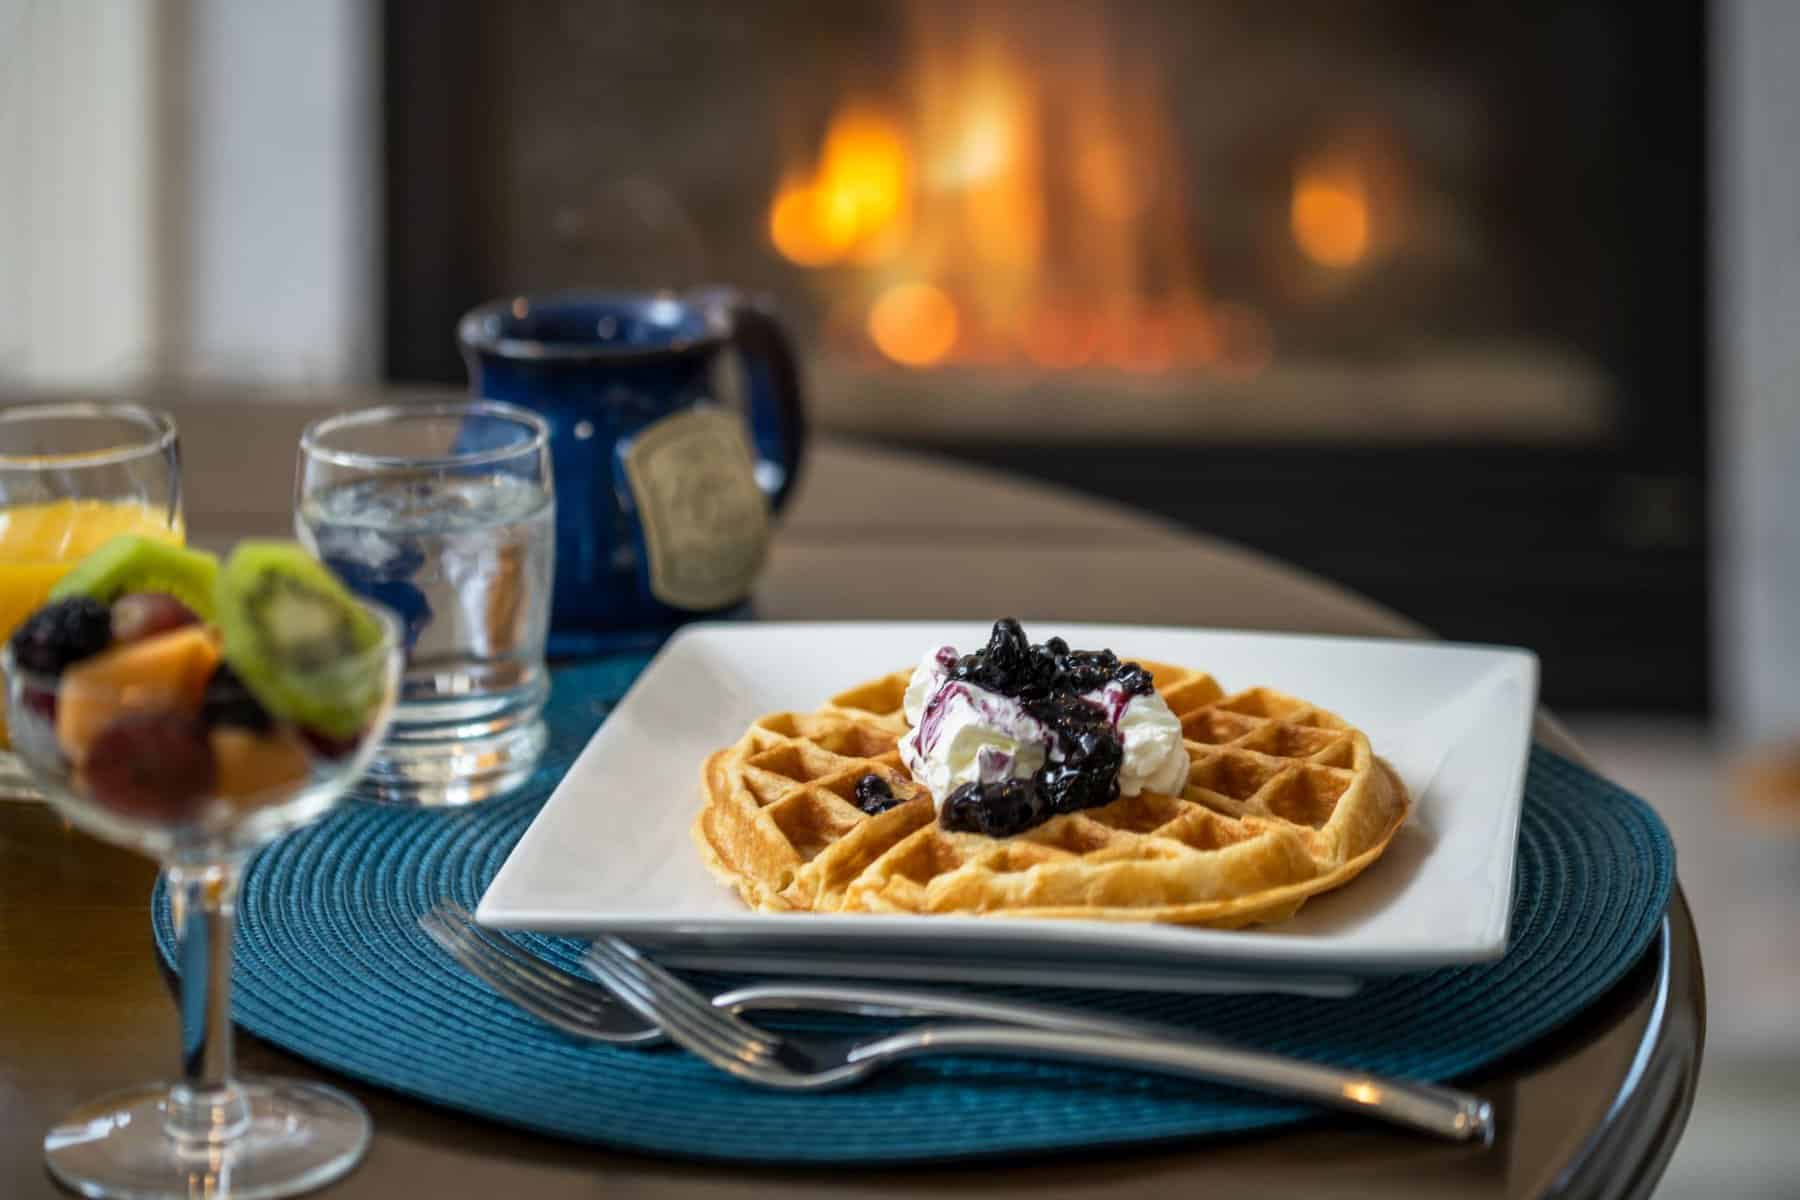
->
xmin=152 ymin=658 xmax=1675 ymax=1164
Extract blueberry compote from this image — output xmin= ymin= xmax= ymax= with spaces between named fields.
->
xmin=853 ymin=773 xmax=904 ymax=815
xmin=935 ymin=619 xmax=1154 ymax=837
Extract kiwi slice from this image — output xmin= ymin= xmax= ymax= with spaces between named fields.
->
xmin=215 ymin=540 xmax=386 ymax=739
xmin=50 ymin=535 xmax=221 ymax=620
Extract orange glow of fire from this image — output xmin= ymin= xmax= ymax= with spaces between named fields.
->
xmin=1073 ymin=141 xmax=1149 ymax=223
xmin=868 ymin=282 xmax=960 ymax=366
xmin=771 ymin=23 xmax=1295 ymax=372
xmin=1288 ymin=130 xmax=1410 ymax=274
xmin=770 ymin=106 xmax=911 ymax=267
xmin=1291 ymin=170 xmax=1372 ymax=269
xmin=1021 ymin=307 xmax=1097 ymax=370
xmin=769 ymin=181 xmax=846 ymax=267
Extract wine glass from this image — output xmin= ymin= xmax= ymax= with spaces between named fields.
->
xmin=5 ymin=591 xmax=401 ymax=1199
xmin=0 ymin=402 xmax=185 ymax=797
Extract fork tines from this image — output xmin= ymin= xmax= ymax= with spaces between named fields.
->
xmin=582 ymin=937 xmax=778 ymax=1074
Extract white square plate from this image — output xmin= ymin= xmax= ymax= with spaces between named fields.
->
xmin=480 ymin=622 xmax=1537 ymax=984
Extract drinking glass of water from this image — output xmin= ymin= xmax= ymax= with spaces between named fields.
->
xmin=297 ymin=402 xmax=554 ymax=805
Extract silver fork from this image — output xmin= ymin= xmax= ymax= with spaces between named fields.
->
xmin=422 ymin=901 xmax=1265 ymax=1045
xmin=422 ymin=904 xmax=1490 ymax=1141
xmin=581 ymin=935 xmax=1493 ymax=1142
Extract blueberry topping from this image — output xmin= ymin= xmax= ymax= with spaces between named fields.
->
xmin=1114 ymin=663 xmax=1153 ymax=694
xmin=941 ymin=778 xmax=1047 ymax=837
xmin=853 ymin=773 xmax=904 ymax=815
xmin=1028 ymin=692 xmax=1125 ymax=815
xmin=947 ymin=616 xmax=1152 ymax=699
xmin=7 ymin=597 xmax=112 ymax=675
xmin=932 ymin=619 xmax=1151 ymax=836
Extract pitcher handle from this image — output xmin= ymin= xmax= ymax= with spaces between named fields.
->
xmin=714 ymin=292 xmax=807 ymax=511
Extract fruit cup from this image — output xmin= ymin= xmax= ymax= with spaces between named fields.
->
xmin=3 ymin=545 xmax=401 ymax=1200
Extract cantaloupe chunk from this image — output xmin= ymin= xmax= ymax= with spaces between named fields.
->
xmin=57 ymin=626 xmax=221 ymax=763
xmin=211 ymin=727 xmax=311 ymax=803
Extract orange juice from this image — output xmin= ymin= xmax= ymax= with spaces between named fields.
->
xmin=0 ymin=499 xmax=183 ymax=744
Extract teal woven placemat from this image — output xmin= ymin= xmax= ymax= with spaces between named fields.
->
xmin=152 ymin=657 xmax=1675 ymax=1164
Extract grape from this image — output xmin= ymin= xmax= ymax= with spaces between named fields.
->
xmin=110 ymin=593 xmax=200 ymax=644
xmin=83 ymin=711 xmax=216 ymax=822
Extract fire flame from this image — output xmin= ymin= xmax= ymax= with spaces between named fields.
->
xmin=770 ymin=23 xmax=1282 ymax=373
xmin=868 ymin=283 xmax=959 ymax=366
xmin=1288 ymin=130 xmax=1408 ymax=274
xmin=1291 ymin=170 xmax=1372 ymax=269
xmin=769 ymin=107 xmax=910 ymax=267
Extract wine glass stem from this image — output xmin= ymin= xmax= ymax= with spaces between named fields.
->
xmin=165 ymin=863 xmax=251 ymax=1145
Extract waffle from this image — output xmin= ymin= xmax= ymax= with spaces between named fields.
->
xmin=692 ymin=660 xmax=1408 ymax=927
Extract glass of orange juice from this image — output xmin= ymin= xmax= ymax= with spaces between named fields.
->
xmin=0 ymin=403 xmax=184 ymax=794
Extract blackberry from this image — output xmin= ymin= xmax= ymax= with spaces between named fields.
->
xmin=202 ymin=664 xmax=276 ymax=733
xmin=853 ymin=773 xmax=903 ymax=815
xmin=8 ymin=597 xmax=112 ymax=675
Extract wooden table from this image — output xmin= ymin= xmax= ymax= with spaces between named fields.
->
xmin=0 ymin=396 xmax=1703 ymax=1199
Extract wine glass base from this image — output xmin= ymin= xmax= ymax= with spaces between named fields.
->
xmin=44 ymin=1078 xmax=370 ymax=1200
xmin=0 ymin=747 xmax=46 ymax=800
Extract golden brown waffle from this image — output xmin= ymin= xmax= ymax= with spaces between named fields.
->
xmin=693 ymin=660 xmax=1408 ymax=927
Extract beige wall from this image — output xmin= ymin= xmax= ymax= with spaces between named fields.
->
xmin=0 ymin=0 xmax=159 ymax=385
xmin=1715 ymin=0 xmax=1800 ymax=741
xmin=0 ymin=0 xmax=379 ymax=391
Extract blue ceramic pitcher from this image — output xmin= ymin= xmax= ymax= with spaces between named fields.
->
xmin=458 ymin=290 xmax=806 ymax=656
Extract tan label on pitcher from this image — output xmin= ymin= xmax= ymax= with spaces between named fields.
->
xmin=623 ymin=406 xmax=771 ymax=610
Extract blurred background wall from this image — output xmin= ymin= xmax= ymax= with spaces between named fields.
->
xmin=1717 ymin=0 xmax=1800 ymax=747
xmin=0 ymin=0 xmax=379 ymax=387
xmin=0 ymin=0 xmax=158 ymax=384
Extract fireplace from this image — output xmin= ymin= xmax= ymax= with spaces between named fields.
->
xmin=384 ymin=0 xmax=1707 ymax=711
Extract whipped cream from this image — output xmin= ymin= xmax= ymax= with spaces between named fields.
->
xmin=899 ymin=647 xmax=1046 ymax=803
xmin=1105 ymin=682 xmax=1190 ymax=796
xmin=898 ymin=643 xmax=1188 ymax=812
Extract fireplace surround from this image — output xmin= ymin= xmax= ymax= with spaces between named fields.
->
xmin=384 ymin=0 xmax=1707 ymax=710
